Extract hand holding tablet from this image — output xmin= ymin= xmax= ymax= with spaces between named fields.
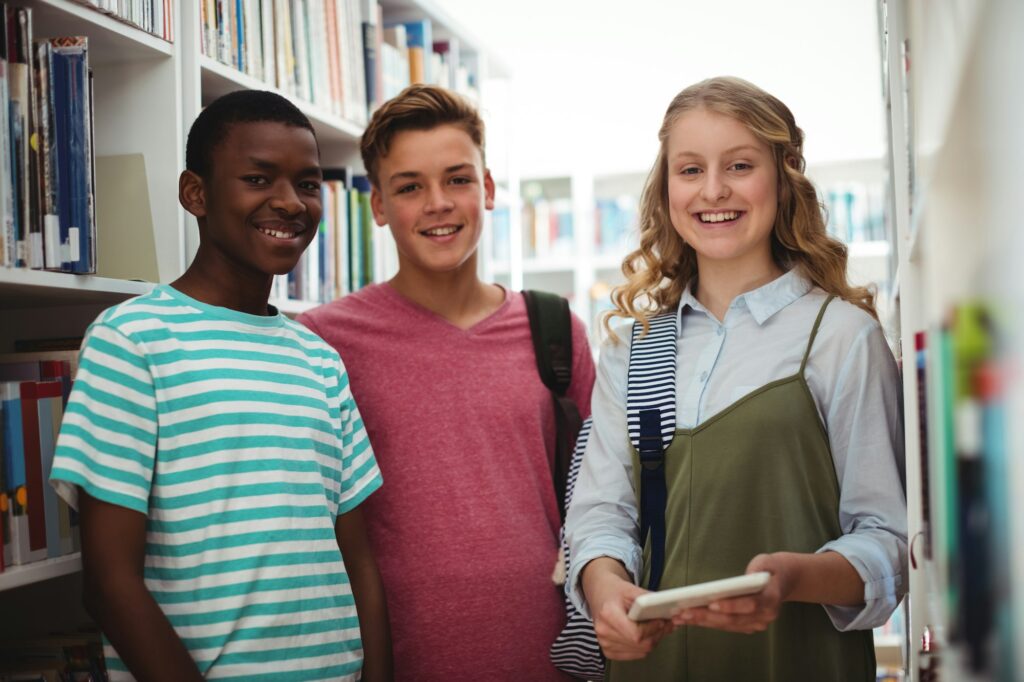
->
xmin=627 ymin=571 xmax=772 ymax=621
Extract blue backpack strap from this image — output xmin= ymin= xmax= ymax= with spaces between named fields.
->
xmin=627 ymin=312 xmax=679 ymax=590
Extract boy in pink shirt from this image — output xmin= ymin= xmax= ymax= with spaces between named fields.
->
xmin=299 ymin=85 xmax=595 ymax=680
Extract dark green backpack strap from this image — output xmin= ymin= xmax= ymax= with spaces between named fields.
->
xmin=523 ymin=290 xmax=583 ymax=522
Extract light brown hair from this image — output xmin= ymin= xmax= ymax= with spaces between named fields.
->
xmin=607 ymin=76 xmax=876 ymax=339
xmin=360 ymin=84 xmax=486 ymax=186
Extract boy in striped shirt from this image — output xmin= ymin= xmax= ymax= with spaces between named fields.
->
xmin=49 ymin=91 xmax=391 ymax=682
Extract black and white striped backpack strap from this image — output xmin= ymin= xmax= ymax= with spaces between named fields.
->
xmin=550 ymin=415 xmax=605 ymax=680
xmin=626 ymin=311 xmax=679 ymax=590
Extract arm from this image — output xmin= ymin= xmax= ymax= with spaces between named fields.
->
xmin=565 ymin=324 xmax=673 ymax=658
xmin=79 ymin=491 xmax=203 ymax=682
xmin=335 ymin=507 xmax=392 ymax=682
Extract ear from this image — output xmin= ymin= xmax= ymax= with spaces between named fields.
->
xmin=483 ymin=169 xmax=495 ymax=211
xmin=784 ymin=155 xmax=801 ymax=171
xmin=179 ymin=170 xmax=207 ymax=218
xmin=370 ymin=184 xmax=388 ymax=227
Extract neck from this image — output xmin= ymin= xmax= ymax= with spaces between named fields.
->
xmin=694 ymin=254 xmax=785 ymax=322
xmin=388 ymin=254 xmax=503 ymax=329
xmin=171 ymin=245 xmax=274 ymax=316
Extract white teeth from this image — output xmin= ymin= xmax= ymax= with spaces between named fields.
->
xmin=700 ymin=211 xmax=739 ymax=223
xmin=424 ymin=226 xmax=459 ymax=236
xmin=258 ymin=226 xmax=299 ymax=239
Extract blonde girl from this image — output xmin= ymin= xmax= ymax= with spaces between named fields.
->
xmin=564 ymin=77 xmax=907 ymax=681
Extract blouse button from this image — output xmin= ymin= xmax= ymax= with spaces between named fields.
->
xmin=700 ymin=371 xmax=709 ymax=382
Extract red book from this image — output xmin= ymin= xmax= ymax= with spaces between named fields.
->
xmin=19 ymin=381 xmax=63 ymax=552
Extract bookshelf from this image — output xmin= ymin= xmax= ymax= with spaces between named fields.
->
xmin=0 ymin=0 xmax=513 ymax=643
xmin=493 ymin=163 xmax=894 ymax=348
xmin=879 ymin=0 xmax=1023 ymax=679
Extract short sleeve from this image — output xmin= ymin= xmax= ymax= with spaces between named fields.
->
xmin=49 ymin=323 xmax=158 ymax=515
xmin=329 ymin=356 xmax=381 ymax=515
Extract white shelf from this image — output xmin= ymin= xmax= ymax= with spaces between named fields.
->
xmin=25 ymin=0 xmax=173 ymax=65
xmin=199 ymin=57 xmax=364 ymax=147
xmin=0 ymin=553 xmax=81 ymax=593
xmin=0 ymin=268 xmax=154 ymax=309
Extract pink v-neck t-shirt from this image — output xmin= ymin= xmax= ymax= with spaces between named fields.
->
xmin=299 ymin=283 xmax=595 ymax=681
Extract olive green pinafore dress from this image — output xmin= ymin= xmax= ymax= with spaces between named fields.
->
xmin=607 ymin=296 xmax=875 ymax=682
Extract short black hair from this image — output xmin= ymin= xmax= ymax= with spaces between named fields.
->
xmin=185 ymin=90 xmax=317 ymax=178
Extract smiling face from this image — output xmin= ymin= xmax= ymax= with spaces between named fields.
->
xmin=370 ymin=124 xmax=494 ymax=278
xmin=666 ymin=107 xmax=779 ymax=273
xmin=184 ymin=120 xmax=323 ymax=281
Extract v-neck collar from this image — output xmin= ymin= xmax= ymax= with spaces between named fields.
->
xmin=378 ymin=281 xmax=512 ymax=334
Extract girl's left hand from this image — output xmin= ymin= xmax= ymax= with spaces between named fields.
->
xmin=670 ymin=553 xmax=795 ymax=635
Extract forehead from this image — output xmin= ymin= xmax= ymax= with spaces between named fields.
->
xmin=667 ymin=108 xmax=768 ymax=157
xmin=215 ymin=121 xmax=320 ymax=164
xmin=380 ymin=124 xmax=483 ymax=175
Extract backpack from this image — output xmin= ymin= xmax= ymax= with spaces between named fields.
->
xmin=522 ymin=290 xmax=603 ymax=680
xmin=524 ymin=295 xmax=680 ymax=679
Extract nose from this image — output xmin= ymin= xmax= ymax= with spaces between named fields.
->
xmin=269 ymin=181 xmax=306 ymax=215
xmin=424 ymin=182 xmax=455 ymax=214
xmin=700 ymin=168 xmax=730 ymax=203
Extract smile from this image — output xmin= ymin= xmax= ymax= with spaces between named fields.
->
xmin=255 ymin=224 xmax=307 ymax=240
xmin=697 ymin=211 xmax=742 ymax=224
xmin=421 ymin=224 xmax=462 ymax=237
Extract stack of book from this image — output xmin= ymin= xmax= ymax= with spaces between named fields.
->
xmin=380 ymin=17 xmax=479 ymax=103
xmin=199 ymin=0 xmax=381 ymax=125
xmin=1 ymin=4 xmax=96 ymax=274
xmin=76 ymin=0 xmax=173 ymax=40
xmin=521 ymin=196 xmax=573 ymax=260
xmin=0 ymin=352 xmax=80 ymax=574
xmin=595 ymin=195 xmax=638 ymax=255
xmin=271 ymin=170 xmax=375 ymax=305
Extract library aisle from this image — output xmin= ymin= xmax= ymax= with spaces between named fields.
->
xmin=1 ymin=0 xmax=1022 ymax=680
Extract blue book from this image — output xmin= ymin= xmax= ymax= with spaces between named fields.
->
xmin=49 ymin=37 xmax=94 ymax=274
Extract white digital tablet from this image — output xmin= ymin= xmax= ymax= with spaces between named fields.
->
xmin=627 ymin=571 xmax=772 ymax=621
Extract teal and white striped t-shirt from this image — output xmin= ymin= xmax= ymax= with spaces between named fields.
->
xmin=50 ymin=285 xmax=382 ymax=681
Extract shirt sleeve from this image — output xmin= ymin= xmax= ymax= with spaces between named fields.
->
xmin=49 ymin=322 xmax=158 ymax=515
xmin=817 ymin=322 xmax=908 ymax=630
xmin=564 ymin=322 xmax=643 ymax=618
xmin=568 ymin=312 xmax=597 ymax=420
xmin=331 ymin=355 xmax=382 ymax=516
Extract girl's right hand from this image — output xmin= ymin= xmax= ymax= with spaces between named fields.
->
xmin=582 ymin=558 xmax=675 ymax=660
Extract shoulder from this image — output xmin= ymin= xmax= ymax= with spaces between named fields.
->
xmin=86 ymin=287 xmax=188 ymax=344
xmin=299 ymin=284 xmax=390 ymax=327
xmin=797 ymin=290 xmax=894 ymax=375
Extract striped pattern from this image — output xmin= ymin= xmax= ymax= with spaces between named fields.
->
xmin=50 ymin=286 xmax=381 ymax=682
xmin=626 ymin=312 xmax=679 ymax=451
xmin=550 ymin=416 xmax=605 ymax=680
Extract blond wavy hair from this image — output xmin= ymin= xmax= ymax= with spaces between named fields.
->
xmin=606 ymin=76 xmax=876 ymax=339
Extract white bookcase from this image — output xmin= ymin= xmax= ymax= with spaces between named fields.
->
xmin=879 ymin=0 xmax=1023 ymax=680
xmin=0 ymin=0 xmax=512 ymax=632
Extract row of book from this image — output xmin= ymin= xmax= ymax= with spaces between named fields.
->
xmin=270 ymin=170 xmax=375 ymax=305
xmin=521 ymin=196 xmax=574 ymax=260
xmin=0 ymin=632 xmax=106 ymax=681
xmin=916 ymin=302 xmax=1013 ymax=678
xmin=0 ymin=353 xmax=80 ymax=574
xmin=380 ymin=19 xmax=478 ymax=104
xmin=199 ymin=0 xmax=481 ymax=126
xmin=76 ymin=0 xmax=173 ymax=41
xmin=595 ymin=195 xmax=638 ymax=256
xmin=823 ymin=182 xmax=887 ymax=244
xmin=199 ymin=0 xmax=376 ymax=125
xmin=1 ymin=4 xmax=97 ymax=273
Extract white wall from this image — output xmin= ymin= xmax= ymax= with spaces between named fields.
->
xmin=435 ymin=0 xmax=885 ymax=177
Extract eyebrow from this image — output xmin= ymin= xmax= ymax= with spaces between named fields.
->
xmin=387 ymin=163 xmax=473 ymax=183
xmin=247 ymin=157 xmax=322 ymax=177
xmin=672 ymin=144 xmax=763 ymax=160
